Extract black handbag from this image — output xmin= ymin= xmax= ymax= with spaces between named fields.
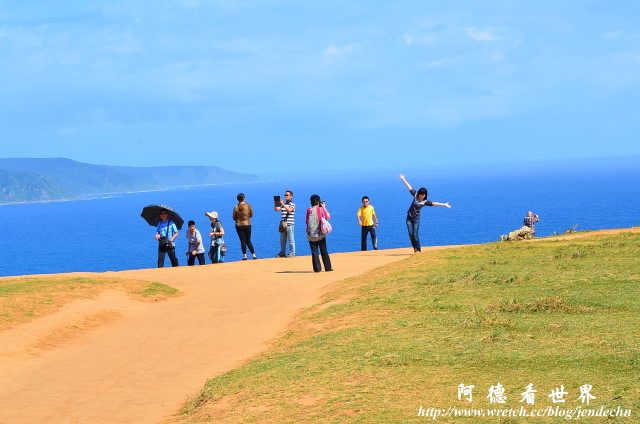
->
xmin=158 ymin=220 xmax=173 ymax=250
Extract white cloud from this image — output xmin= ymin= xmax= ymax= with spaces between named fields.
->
xmin=487 ymin=52 xmax=504 ymax=63
xmin=602 ymin=30 xmax=622 ymax=39
xmin=467 ymin=27 xmax=504 ymax=42
xmin=323 ymin=44 xmax=354 ymax=56
xmin=181 ymin=0 xmax=202 ymax=8
xmin=602 ymin=30 xmax=640 ymax=40
xmin=401 ymin=32 xmax=440 ymax=46
xmin=421 ymin=57 xmax=457 ymax=69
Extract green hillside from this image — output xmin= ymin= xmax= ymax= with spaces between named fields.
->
xmin=177 ymin=230 xmax=640 ymax=424
xmin=0 ymin=169 xmax=80 ymax=203
xmin=0 ymin=158 xmax=259 ymax=204
xmin=107 ymin=165 xmax=256 ymax=186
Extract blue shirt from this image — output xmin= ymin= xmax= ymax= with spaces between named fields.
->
xmin=156 ymin=220 xmax=178 ymax=245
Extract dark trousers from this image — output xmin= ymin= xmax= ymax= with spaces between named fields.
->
xmin=361 ymin=225 xmax=378 ymax=251
xmin=187 ymin=252 xmax=205 ymax=265
xmin=308 ymin=237 xmax=332 ymax=272
xmin=158 ymin=246 xmax=179 ymax=267
xmin=209 ymin=244 xmax=223 ymax=263
xmin=235 ymin=225 xmax=255 ymax=255
xmin=406 ymin=217 xmax=421 ymax=252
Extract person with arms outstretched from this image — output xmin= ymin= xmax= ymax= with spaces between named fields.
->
xmin=399 ymin=174 xmax=451 ymax=253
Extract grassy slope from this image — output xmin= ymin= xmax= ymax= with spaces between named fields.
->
xmin=178 ymin=231 xmax=639 ymax=423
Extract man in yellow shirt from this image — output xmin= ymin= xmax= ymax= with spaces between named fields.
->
xmin=356 ymin=196 xmax=379 ymax=251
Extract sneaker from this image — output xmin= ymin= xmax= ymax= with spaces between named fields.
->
xmin=286 ymin=253 xmax=295 ymax=258
xmin=275 ymin=253 xmax=286 ymax=258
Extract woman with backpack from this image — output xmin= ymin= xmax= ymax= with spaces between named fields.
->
xmin=305 ymin=194 xmax=333 ymax=272
xmin=205 ymin=211 xmax=226 ymax=263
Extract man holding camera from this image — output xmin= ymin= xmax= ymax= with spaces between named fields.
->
xmin=274 ymin=190 xmax=296 ymax=257
xmin=155 ymin=209 xmax=179 ymax=267
xmin=523 ymin=211 xmax=541 ymax=235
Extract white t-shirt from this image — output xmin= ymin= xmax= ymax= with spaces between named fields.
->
xmin=185 ymin=229 xmax=205 ymax=254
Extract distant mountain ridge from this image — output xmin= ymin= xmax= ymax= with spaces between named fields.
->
xmin=0 ymin=158 xmax=258 ymax=204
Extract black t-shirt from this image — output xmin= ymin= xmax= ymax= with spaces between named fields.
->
xmin=407 ymin=189 xmax=433 ymax=220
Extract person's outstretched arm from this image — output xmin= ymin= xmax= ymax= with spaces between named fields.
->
xmin=432 ymin=201 xmax=452 ymax=208
xmin=399 ymin=174 xmax=413 ymax=192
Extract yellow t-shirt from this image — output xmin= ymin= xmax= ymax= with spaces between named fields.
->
xmin=357 ymin=205 xmax=376 ymax=226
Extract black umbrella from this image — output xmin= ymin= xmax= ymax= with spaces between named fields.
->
xmin=140 ymin=204 xmax=184 ymax=230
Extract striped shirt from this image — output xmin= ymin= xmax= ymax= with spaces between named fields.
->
xmin=280 ymin=201 xmax=295 ymax=225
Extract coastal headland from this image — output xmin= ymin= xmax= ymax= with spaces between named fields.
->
xmin=0 ymin=228 xmax=637 ymax=423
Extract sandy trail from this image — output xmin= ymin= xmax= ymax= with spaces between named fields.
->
xmin=0 ymin=228 xmax=636 ymax=424
xmin=0 ymin=248 xmax=415 ymax=424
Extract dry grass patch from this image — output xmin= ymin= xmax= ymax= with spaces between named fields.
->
xmin=487 ymin=296 xmax=596 ymax=313
xmin=0 ymin=276 xmax=180 ymax=331
xmin=32 ymin=309 xmax=122 ymax=350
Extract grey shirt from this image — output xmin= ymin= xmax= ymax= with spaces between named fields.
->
xmin=186 ymin=229 xmax=205 ymax=254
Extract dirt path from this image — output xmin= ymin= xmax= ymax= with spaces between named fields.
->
xmin=0 ymin=248 xmax=416 ymax=424
xmin=0 ymin=228 xmax=635 ymax=424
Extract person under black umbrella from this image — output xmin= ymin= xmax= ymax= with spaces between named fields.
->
xmin=140 ymin=204 xmax=184 ymax=230
xmin=155 ymin=208 xmax=180 ymax=267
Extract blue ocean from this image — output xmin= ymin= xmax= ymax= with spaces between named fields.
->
xmin=1 ymin=159 xmax=638 ymax=277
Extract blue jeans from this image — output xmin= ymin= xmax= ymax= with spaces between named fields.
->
xmin=406 ymin=217 xmax=421 ymax=252
xmin=209 ymin=244 xmax=223 ymax=263
xmin=279 ymin=224 xmax=295 ymax=256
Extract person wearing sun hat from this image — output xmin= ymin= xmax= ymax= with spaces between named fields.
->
xmin=205 ymin=211 xmax=226 ymax=263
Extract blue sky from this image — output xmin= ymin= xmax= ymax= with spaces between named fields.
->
xmin=1 ymin=1 xmax=639 ymax=174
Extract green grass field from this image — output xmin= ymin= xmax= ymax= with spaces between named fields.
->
xmin=177 ymin=231 xmax=639 ymax=423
